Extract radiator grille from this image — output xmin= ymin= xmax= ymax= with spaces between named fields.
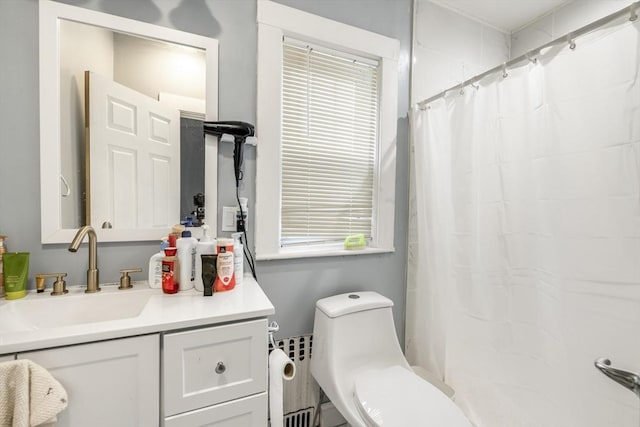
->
xmin=284 ymin=407 xmax=314 ymax=427
xmin=269 ymin=334 xmax=319 ymax=427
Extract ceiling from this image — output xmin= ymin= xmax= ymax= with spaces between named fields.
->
xmin=429 ymin=0 xmax=573 ymax=33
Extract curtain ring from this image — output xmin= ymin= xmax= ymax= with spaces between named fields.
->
xmin=567 ymin=35 xmax=576 ymax=50
xmin=630 ymin=5 xmax=638 ymax=21
xmin=502 ymin=64 xmax=508 ymax=78
xmin=526 ymin=52 xmax=537 ymax=64
xmin=458 ymin=82 xmax=465 ymax=95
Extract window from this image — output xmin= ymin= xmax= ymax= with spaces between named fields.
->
xmin=256 ymin=0 xmax=399 ymax=259
xmin=281 ymin=40 xmax=379 ymax=246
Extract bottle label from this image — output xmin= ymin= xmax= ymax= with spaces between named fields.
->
xmin=162 ymin=259 xmax=179 ymax=294
xmin=214 ymin=252 xmax=235 ymax=291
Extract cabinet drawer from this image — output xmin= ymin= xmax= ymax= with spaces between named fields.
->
xmin=163 ymin=319 xmax=267 ymax=416
xmin=164 ymin=392 xmax=267 ymax=427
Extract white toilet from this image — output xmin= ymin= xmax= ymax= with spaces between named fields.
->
xmin=310 ymin=291 xmax=472 ymax=427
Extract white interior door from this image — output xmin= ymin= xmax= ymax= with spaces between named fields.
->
xmin=86 ymin=71 xmax=180 ymax=229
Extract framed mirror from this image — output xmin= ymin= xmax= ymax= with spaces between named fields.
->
xmin=39 ymin=0 xmax=219 ymax=243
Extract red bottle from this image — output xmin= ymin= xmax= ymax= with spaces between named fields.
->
xmin=162 ymin=247 xmax=180 ymax=294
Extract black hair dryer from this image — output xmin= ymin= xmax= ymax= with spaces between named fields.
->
xmin=203 ymin=121 xmax=255 ymax=187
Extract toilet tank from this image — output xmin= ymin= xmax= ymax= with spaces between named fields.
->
xmin=310 ymin=292 xmax=410 ymax=397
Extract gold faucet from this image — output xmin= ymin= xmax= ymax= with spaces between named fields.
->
xmin=68 ymin=225 xmax=100 ymax=293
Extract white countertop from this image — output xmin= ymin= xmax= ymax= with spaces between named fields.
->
xmin=0 ymin=276 xmax=274 ymax=354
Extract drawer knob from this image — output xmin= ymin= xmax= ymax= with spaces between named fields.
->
xmin=215 ymin=361 xmax=226 ymax=374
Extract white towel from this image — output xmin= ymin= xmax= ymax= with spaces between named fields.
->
xmin=0 ymin=359 xmax=68 ymax=427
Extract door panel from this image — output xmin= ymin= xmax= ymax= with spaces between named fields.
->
xmin=87 ymin=71 xmax=180 ymax=229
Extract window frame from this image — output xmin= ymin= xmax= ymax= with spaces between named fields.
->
xmin=255 ymin=0 xmax=399 ymax=260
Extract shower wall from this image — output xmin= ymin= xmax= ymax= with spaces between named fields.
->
xmin=511 ymin=0 xmax=636 ymax=57
xmin=411 ymin=0 xmax=509 ymax=105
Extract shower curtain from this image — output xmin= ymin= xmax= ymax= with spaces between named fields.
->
xmin=407 ymin=17 xmax=640 ymax=427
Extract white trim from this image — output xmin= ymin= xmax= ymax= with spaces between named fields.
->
xmin=257 ymin=0 xmax=399 ymax=60
xmin=258 ymin=246 xmax=394 ymax=261
xmin=39 ymin=0 xmax=218 ymax=243
xmin=255 ymin=0 xmax=399 ymax=260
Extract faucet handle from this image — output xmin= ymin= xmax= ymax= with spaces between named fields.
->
xmin=118 ymin=268 xmax=142 ymax=290
xmin=35 ymin=273 xmax=68 ymax=296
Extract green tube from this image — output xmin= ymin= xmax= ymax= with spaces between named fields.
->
xmin=3 ymin=252 xmax=29 ymax=300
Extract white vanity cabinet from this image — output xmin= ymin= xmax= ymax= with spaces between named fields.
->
xmin=163 ymin=318 xmax=268 ymax=426
xmin=18 ymin=334 xmax=159 ymax=427
xmin=0 ymin=278 xmax=275 ymax=427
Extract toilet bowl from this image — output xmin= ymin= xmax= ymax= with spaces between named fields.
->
xmin=310 ymin=291 xmax=471 ymax=427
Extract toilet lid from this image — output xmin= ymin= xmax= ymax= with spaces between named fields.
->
xmin=354 ymin=365 xmax=472 ymax=427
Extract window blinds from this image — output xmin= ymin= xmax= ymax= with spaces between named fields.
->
xmin=281 ymin=40 xmax=379 ymax=246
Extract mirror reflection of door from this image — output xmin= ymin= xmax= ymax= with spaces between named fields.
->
xmin=85 ymin=71 xmax=180 ymax=229
xmin=59 ymin=19 xmax=207 ymax=230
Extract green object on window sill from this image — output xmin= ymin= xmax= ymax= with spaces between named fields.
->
xmin=344 ymin=234 xmax=366 ymax=250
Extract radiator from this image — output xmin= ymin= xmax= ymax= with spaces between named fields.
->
xmin=269 ymin=334 xmax=320 ymax=427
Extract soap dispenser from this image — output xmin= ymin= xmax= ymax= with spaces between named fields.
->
xmin=231 ymin=232 xmax=244 ymax=286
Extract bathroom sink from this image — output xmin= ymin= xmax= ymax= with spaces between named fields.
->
xmin=0 ymin=286 xmax=156 ymax=333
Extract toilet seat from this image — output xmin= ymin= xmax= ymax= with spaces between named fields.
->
xmin=354 ymin=365 xmax=472 ymax=427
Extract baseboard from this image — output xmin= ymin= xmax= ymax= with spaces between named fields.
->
xmin=320 ymin=402 xmax=347 ymax=427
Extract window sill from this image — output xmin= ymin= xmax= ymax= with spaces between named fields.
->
xmin=256 ymin=245 xmax=394 ymax=261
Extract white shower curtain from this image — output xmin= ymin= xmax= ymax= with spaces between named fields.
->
xmin=408 ymin=17 xmax=640 ymax=427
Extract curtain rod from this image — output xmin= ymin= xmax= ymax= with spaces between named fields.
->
xmin=417 ymin=1 xmax=639 ymax=108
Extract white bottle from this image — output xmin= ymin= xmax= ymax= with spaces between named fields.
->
xmin=148 ymin=240 xmax=168 ymax=289
xmin=232 ymin=232 xmax=244 ymax=285
xmin=176 ymin=230 xmax=198 ymax=291
xmin=236 ymin=197 xmax=248 ymax=232
xmin=194 ymin=224 xmax=217 ymax=292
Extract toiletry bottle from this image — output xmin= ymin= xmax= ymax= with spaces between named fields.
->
xmin=162 ymin=247 xmax=180 ymax=294
xmin=148 ymin=239 xmax=168 ymax=289
xmin=168 ymin=224 xmax=185 ymax=247
xmin=0 ymin=235 xmax=6 ymax=297
xmin=236 ymin=197 xmax=248 ymax=232
xmin=3 ymin=252 xmax=29 ymax=300
xmin=201 ymin=254 xmax=217 ymax=296
xmin=214 ymin=238 xmax=235 ymax=292
xmin=176 ymin=230 xmax=197 ymax=291
xmin=194 ymin=224 xmax=216 ymax=292
xmin=231 ymin=232 xmax=244 ymax=286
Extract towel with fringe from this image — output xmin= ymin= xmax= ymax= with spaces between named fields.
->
xmin=0 ymin=359 xmax=68 ymax=427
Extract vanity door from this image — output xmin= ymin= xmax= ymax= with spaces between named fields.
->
xmin=18 ymin=334 xmax=159 ymax=427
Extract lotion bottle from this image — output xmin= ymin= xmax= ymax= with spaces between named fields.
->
xmin=215 ymin=238 xmax=235 ymax=292
xmin=194 ymin=224 xmax=216 ymax=292
xmin=148 ymin=239 xmax=168 ymax=289
xmin=176 ymin=230 xmax=197 ymax=291
xmin=231 ymin=232 xmax=244 ymax=285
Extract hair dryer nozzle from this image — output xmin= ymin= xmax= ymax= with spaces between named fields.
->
xmin=203 ymin=121 xmax=254 ymax=139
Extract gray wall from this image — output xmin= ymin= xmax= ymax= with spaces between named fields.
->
xmin=0 ymin=0 xmax=411 ymax=341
